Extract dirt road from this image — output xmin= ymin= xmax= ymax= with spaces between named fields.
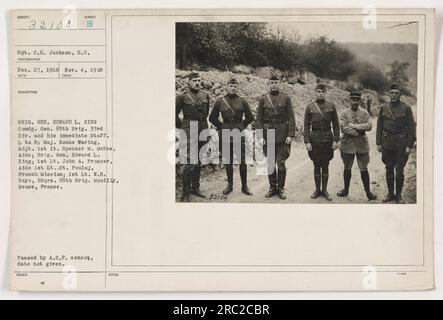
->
xmin=193 ymin=117 xmax=417 ymax=204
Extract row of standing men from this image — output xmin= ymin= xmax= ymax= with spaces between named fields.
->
xmin=176 ymin=72 xmax=416 ymax=203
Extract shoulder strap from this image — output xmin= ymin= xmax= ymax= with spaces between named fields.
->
xmin=313 ymin=102 xmax=325 ymax=119
xmin=185 ymin=92 xmax=196 ymax=104
xmin=222 ymin=97 xmax=234 ymax=113
xmin=266 ymin=94 xmax=278 ymax=114
xmin=384 ymin=103 xmax=396 ymax=121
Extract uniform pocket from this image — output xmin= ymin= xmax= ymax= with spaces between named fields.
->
xmin=220 ymin=104 xmax=231 ymax=112
xmin=324 ymin=111 xmax=334 ymax=121
xmin=277 ymin=105 xmax=287 ymax=115
xmin=275 ymin=123 xmax=288 ymax=143
xmin=235 ymin=105 xmax=245 ymax=112
xmin=263 ymin=106 xmax=275 ymax=116
xmin=183 ymin=95 xmax=195 ymax=106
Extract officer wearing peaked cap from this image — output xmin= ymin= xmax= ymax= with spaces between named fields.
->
xmin=337 ymin=91 xmax=377 ymax=200
xmin=376 ymin=83 xmax=416 ymax=204
xmin=209 ymin=77 xmax=254 ymax=196
xmin=255 ymin=75 xmax=296 ymax=200
xmin=176 ymin=72 xmax=210 ymax=202
xmin=304 ymin=83 xmax=340 ymax=201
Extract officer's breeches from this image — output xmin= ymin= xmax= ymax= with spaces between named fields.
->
xmin=341 ymin=152 xmax=370 ymax=171
xmin=382 ymin=147 xmax=409 ymax=169
xmin=382 ymin=147 xmax=408 ymax=195
xmin=182 ymin=164 xmax=201 ymax=191
xmin=191 ymin=165 xmax=201 ymax=189
xmin=180 ymin=136 xmax=205 ymax=195
xmin=220 ymin=136 xmax=248 ymax=187
xmin=266 ymin=143 xmax=290 ymax=189
xmin=266 ymin=143 xmax=290 ymax=173
xmin=220 ymin=136 xmax=247 ymax=165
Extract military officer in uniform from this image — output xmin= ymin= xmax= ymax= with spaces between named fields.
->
xmin=304 ymin=83 xmax=340 ymax=201
xmin=176 ymin=72 xmax=210 ymax=202
xmin=337 ymin=91 xmax=377 ymax=200
xmin=376 ymin=83 xmax=415 ymax=204
xmin=209 ymin=77 xmax=254 ymax=196
xmin=255 ymin=75 xmax=296 ymax=199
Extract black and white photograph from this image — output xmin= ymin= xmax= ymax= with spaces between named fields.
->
xmin=5 ymin=7 xmax=435 ymax=293
xmin=175 ymin=21 xmax=418 ymax=204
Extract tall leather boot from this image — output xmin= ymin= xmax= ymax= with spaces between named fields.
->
xmin=322 ymin=174 xmax=332 ymax=201
xmin=337 ymin=169 xmax=351 ymax=197
xmin=191 ymin=165 xmax=206 ymax=198
xmin=395 ymin=169 xmax=405 ymax=204
xmin=383 ymin=168 xmax=396 ymax=202
xmin=311 ymin=173 xmax=322 ymax=199
xmin=277 ymin=169 xmax=287 ymax=199
xmin=361 ymin=170 xmax=377 ymax=201
xmin=266 ymin=168 xmax=278 ymax=198
xmin=222 ymin=164 xmax=233 ymax=195
xmin=181 ymin=164 xmax=192 ymax=202
xmin=240 ymin=164 xmax=252 ymax=195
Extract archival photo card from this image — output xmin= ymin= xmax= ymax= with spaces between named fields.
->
xmin=9 ymin=8 xmax=435 ymax=291
xmin=175 ymin=21 xmax=419 ymax=204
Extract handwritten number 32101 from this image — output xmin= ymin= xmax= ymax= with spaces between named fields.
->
xmin=28 ymin=20 xmax=69 ymax=30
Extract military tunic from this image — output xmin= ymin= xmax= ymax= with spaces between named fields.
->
xmin=255 ymin=91 xmax=295 ymax=162
xmin=176 ymin=90 xmax=210 ymax=163
xmin=303 ymin=100 xmax=340 ymax=164
xmin=339 ymin=107 xmax=372 ymax=170
xmin=176 ymin=90 xmax=210 ymax=131
xmin=209 ymin=93 xmax=254 ymax=164
xmin=376 ymin=101 xmax=415 ymax=168
xmin=176 ymin=89 xmax=210 ymax=194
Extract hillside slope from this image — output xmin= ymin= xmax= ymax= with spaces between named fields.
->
xmin=176 ymin=69 xmax=382 ymax=137
xmin=176 ymin=69 xmax=417 ymax=204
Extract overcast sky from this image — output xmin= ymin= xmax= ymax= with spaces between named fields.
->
xmin=271 ymin=22 xmax=418 ymax=44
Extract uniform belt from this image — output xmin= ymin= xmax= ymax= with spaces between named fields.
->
xmin=312 ymin=128 xmax=330 ymax=131
xmin=383 ymin=128 xmax=404 ymax=135
xmin=183 ymin=116 xmax=201 ymax=121
xmin=264 ymin=123 xmax=286 ymax=127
